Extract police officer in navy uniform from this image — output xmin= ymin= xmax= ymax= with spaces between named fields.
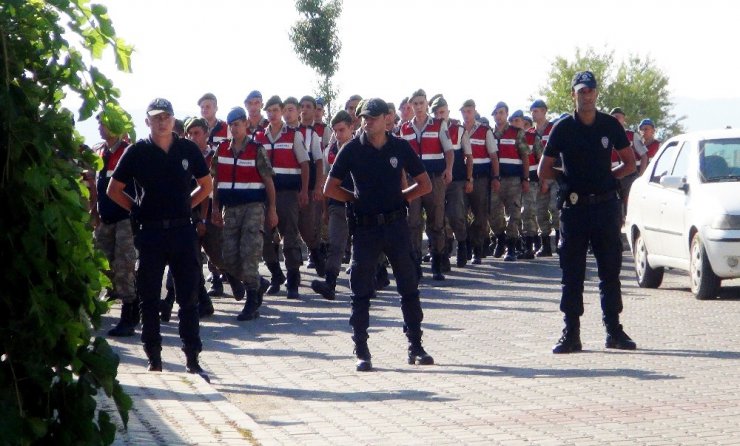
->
xmin=324 ymin=98 xmax=435 ymax=372
xmin=538 ymin=72 xmax=638 ymax=354
xmin=107 ymin=98 xmax=213 ymax=374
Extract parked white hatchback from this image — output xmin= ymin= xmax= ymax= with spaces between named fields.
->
xmin=626 ymin=129 xmax=740 ymax=299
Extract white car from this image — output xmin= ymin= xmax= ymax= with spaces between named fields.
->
xmin=626 ymin=129 xmax=740 ymax=299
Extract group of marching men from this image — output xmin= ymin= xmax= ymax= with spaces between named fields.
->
xmin=88 ymin=89 xmax=662 ymax=335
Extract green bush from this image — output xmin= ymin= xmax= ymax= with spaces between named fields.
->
xmin=1 ymin=1 xmax=134 ymax=444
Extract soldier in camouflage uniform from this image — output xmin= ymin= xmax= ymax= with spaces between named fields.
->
xmin=489 ymin=102 xmax=531 ymax=262
xmin=212 ymin=107 xmax=278 ymax=321
xmin=92 ymin=113 xmax=139 ymax=337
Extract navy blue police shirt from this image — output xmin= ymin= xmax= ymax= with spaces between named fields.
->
xmin=111 ymin=133 xmax=209 ymax=221
xmin=544 ymin=111 xmax=630 ymax=195
xmin=329 ymin=131 xmax=425 ymax=217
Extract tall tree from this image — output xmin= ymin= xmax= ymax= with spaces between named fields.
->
xmin=289 ymin=0 xmax=343 ymax=119
xmin=1 ymin=0 xmax=133 ymax=444
xmin=538 ymin=47 xmax=685 ymax=139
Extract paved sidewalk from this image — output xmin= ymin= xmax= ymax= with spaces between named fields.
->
xmin=103 ymin=253 xmax=740 ymax=445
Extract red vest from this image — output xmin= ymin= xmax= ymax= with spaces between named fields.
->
xmin=644 ymin=139 xmax=660 ymax=161
xmin=496 ymin=125 xmax=524 ymax=178
xmin=254 ymin=125 xmax=301 ymax=190
xmin=208 ymin=119 xmax=229 ymax=150
xmin=468 ymin=123 xmax=492 ymax=176
xmin=215 ymin=140 xmax=266 ymax=206
xmin=400 ymin=117 xmax=446 ymax=173
xmin=537 ymin=121 xmax=554 ymax=148
xmin=313 ymin=122 xmax=327 ymax=149
xmin=524 ymin=129 xmax=539 ymax=181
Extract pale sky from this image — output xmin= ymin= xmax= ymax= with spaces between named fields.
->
xmin=70 ymin=0 xmax=740 ymax=144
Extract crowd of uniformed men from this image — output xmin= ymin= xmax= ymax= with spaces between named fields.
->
xmin=89 ymin=86 xmax=660 ymax=373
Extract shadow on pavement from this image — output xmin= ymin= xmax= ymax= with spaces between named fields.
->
xmin=401 ymin=363 xmax=681 ymax=381
xmin=219 ymin=383 xmax=456 ymax=404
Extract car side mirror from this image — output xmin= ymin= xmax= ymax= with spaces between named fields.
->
xmin=660 ymin=175 xmax=688 ymax=193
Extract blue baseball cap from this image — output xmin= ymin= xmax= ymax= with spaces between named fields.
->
xmin=226 ymin=107 xmax=247 ymax=124
xmin=530 ymin=99 xmax=547 ymax=110
xmin=572 ymin=71 xmax=597 ymax=91
xmin=316 ymin=97 xmax=325 ymax=107
xmin=639 ymin=118 xmax=655 ymax=129
xmin=492 ymin=101 xmax=508 ymax=115
xmin=358 ymin=98 xmax=390 ymax=118
xmin=508 ymin=110 xmax=524 ymax=122
xmin=245 ymin=90 xmax=262 ymax=102
xmin=146 ymin=98 xmax=174 ymax=116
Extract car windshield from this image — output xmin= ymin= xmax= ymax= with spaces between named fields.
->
xmin=699 ymin=138 xmax=740 ymax=182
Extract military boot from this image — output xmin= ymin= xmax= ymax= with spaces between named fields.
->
xmin=536 ymin=235 xmax=553 ymax=257
xmin=519 ymin=236 xmax=535 ymax=260
xmin=503 ymin=238 xmax=518 ymax=262
xmin=286 ymin=268 xmax=301 ymax=299
xmin=482 ymin=236 xmax=492 ymax=257
xmin=266 ymin=261 xmax=286 ymax=295
xmin=107 ymin=298 xmax=139 ymax=337
xmin=207 ymin=273 xmax=224 ymax=297
xmin=256 ymin=277 xmax=269 ymax=309
xmin=198 ymin=285 xmax=215 ymax=318
xmin=440 ymin=251 xmax=451 ymax=273
xmin=160 ymin=287 xmax=175 ymax=322
xmin=145 ymin=345 xmax=162 ymax=372
xmin=534 ymin=235 xmax=542 ymax=253
xmin=431 ymin=254 xmax=446 ymax=281
xmin=493 ymin=233 xmax=507 ymax=258
xmin=472 ymin=245 xmax=483 ymax=265
xmin=236 ymin=288 xmax=260 ymax=321
xmin=456 ymin=240 xmax=468 ymax=267
xmin=352 ymin=333 xmax=372 ymax=372
xmin=604 ymin=315 xmax=637 ymax=350
xmin=223 ymin=272 xmax=245 ymax=301
xmin=552 ymin=317 xmax=582 ymax=354
xmin=184 ymin=350 xmax=207 ymax=380
xmin=406 ymin=330 xmax=434 ymax=365
xmin=311 ymin=271 xmax=337 ymax=301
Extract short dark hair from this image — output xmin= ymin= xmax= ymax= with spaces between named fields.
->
xmin=331 ymin=110 xmax=353 ymax=128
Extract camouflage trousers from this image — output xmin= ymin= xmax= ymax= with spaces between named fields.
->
xmin=467 ymin=177 xmax=490 ymax=248
xmin=222 ymin=202 xmax=264 ymax=289
xmin=262 ymin=190 xmax=302 ymax=269
xmin=521 ymin=180 xmax=538 ymax=237
xmin=489 ymin=176 xmax=523 ymax=239
xmin=536 ymin=179 xmax=560 ymax=235
xmin=94 ymin=219 xmax=137 ymax=303
xmin=445 ymin=180 xmax=467 ymax=242
xmin=298 ymin=195 xmax=322 ymax=251
xmin=408 ymin=173 xmax=446 ymax=257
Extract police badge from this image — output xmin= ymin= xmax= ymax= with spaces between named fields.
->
xmin=390 ymin=156 xmax=398 ymax=168
xmin=182 ymin=159 xmax=189 ymax=170
xmin=601 ymin=137 xmax=609 ymax=149
xmin=569 ymin=192 xmax=579 ymax=205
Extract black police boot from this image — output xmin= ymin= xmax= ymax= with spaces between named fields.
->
xmin=504 ymin=238 xmax=518 ymax=262
xmin=536 ymin=235 xmax=553 ymax=257
xmin=309 ymin=248 xmax=326 ymax=277
xmin=515 ymin=237 xmax=525 ymax=256
xmin=207 ymin=273 xmax=224 ymax=297
xmin=352 ymin=333 xmax=372 ymax=372
xmin=184 ymin=350 xmax=206 ymax=378
xmin=311 ymin=270 xmax=337 ymax=300
xmin=198 ymin=285 xmax=215 ymax=318
xmin=466 ymin=240 xmax=473 ymax=260
xmin=534 ymin=235 xmax=542 ymax=253
xmin=493 ymin=233 xmax=507 ymax=258
xmin=440 ymin=250 xmax=451 ymax=273
xmin=604 ymin=316 xmax=637 ymax=350
xmin=107 ymin=298 xmax=138 ymax=337
xmin=472 ymin=245 xmax=483 ymax=265
xmin=145 ymin=345 xmax=162 ymax=372
xmin=456 ymin=240 xmax=468 ymax=268
xmin=555 ymin=230 xmax=561 ymax=255
xmin=223 ymin=272 xmax=245 ymax=301
xmin=266 ymin=261 xmax=286 ymax=295
xmin=552 ymin=317 xmax=582 ymax=354
xmin=375 ymin=264 xmax=390 ymax=291
xmin=256 ymin=277 xmax=269 ymax=309
xmin=160 ymin=287 xmax=175 ymax=322
xmin=236 ymin=288 xmax=260 ymax=321
xmin=520 ymin=236 xmax=535 ymax=260
xmin=286 ymin=268 xmax=301 ymax=299
xmin=407 ymin=330 xmax=434 ymax=365
xmin=431 ymin=255 xmax=446 ymax=281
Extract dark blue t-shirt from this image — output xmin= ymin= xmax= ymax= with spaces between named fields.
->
xmin=329 ymin=131 xmax=425 ymax=216
xmin=544 ymin=111 xmax=629 ymax=195
xmin=111 ymin=133 xmax=209 ymax=221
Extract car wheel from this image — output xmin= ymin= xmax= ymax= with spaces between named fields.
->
xmin=633 ymin=232 xmax=664 ymax=288
xmin=690 ymin=233 xmax=721 ymax=300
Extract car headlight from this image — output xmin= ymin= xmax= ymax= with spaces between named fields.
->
xmin=711 ymin=214 xmax=740 ymax=229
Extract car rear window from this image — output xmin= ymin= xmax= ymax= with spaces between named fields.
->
xmin=700 ymin=138 xmax=740 ymax=182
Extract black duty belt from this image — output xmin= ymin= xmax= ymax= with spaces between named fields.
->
xmin=353 ymin=209 xmax=406 ymax=227
xmin=564 ymin=190 xmax=618 ymax=208
xmin=139 ymin=217 xmax=193 ymax=230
